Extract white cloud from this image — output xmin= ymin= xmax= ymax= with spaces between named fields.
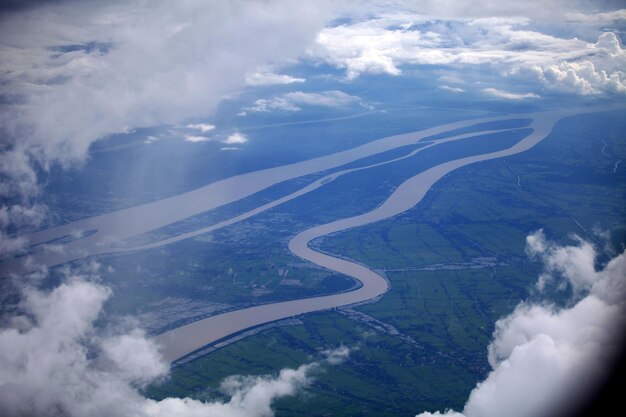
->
xmin=185 ymin=135 xmax=212 ymax=143
xmin=482 ymin=87 xmax=539 ymax=100
xmin=0 ymin=278 xmax=162 ymax=417
xmin=0 ymin=202 xmax=46 ymax=257
xmin=437 ymin=74 xmax=465 ymax=85
xmin=186 ymin=123 xmax=215 ymax=133
xmin=0 ymin=0 xmax=332 ymax=199
xmin=0 ymin=149 xmax=38 ymax=200
xmin=144 ymin=135 xmax=160 ymax=144
xmin=528 ymin=34 xmax=626 ymax=96
xmin=220 ymin=147 xmax=240 ymax=151
xmin=2 ymin=3 xmax=625 ymax=416
xmin=310 ymin=18 xmax=417 ymax=79
xmin=416 ymin=411 xmax=465 ymax=417
xmin=321 ymin=345 xmax=352 ymax=365
xmin=0 ymin=268 xmax=351 ymax=417
xmin=439 ymin=85 xmax=465 ymax=93
xmin=308 ymin=11 xmax=626 ymax=96
xmin=243 ymin=90 xmax=365 ymax=113
xmin=100 ymin=330 xmax=168 ymax=388
xmin=416 ymin=231 xmax=626 ymax=417
xmin=144 ymin=363 xmax=315 ymax=417
xmin=245 ymin=71 xmax=306 ymax=86
xmin=223 ymin=132 xmax=248 ymax=145
xmin=0 ymin=234 xmax=28 ymax=257
xmin=0 ymin=204 xmax=46 ymax=230
xmin=244 ymin=97 xmax=302 ymax=113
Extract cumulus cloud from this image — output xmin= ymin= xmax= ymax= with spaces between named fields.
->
xmin=310 ymin=17 xmax=416 ymax=79
xmin=0 ymin=267 xmax=351 ymax=417
xmin=528 ymin=33 xmax=626 ymax=96
xmin=0 ymin=277 xmax=160 ymax=417
xmin=285 ymin=90 xmax=365 ymax=107
xmin=243 ymin=90 xmax=366 ymax=113
xmin=416 ymin=231 xmax=626 ymax=417
xmin=308 ymin=10 xmax=626 ymax=96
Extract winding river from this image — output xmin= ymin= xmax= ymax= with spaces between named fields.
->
xmin=154 ymin=110 xmax=569 ymax=362
xmin=2 ymin=109 xmax=586 ymax=363
xmin=2 ymin=112 xmax=532 ymax=274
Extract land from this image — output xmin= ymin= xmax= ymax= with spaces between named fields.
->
xmin=142 ymin=110 xmax=625 ymax=415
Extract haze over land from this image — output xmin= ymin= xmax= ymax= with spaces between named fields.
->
xmin=1 ymin=1 xmax=625 ymax=417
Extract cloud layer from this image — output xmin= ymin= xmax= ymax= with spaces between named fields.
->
xmin=416 ymin=231 xmax=626 ymax=417
xmin=0 ymin=0 xmax=331 ymax=198
xmin=308 ymin=11 xmax=626 ymax=96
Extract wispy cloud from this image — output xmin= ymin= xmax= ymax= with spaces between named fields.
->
xmin=482 ymin=87 xmax=539 ymax=100
xmin=416 ymin=231 xmax=626 ymax=417
xmin=437 ymin=74 xmax=465 ymax=85
xmin=184 ymin=135 xmax=212 ymax=143
xmin=186 ymin=123 xmax=215 ymax=133
xmin=245 ymin=71 xmax=306 ymax=86
xmin=243 ymin=90 xmax=366 ymax=113
xmin=439 ymin=85 xmax=465 ymax=93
